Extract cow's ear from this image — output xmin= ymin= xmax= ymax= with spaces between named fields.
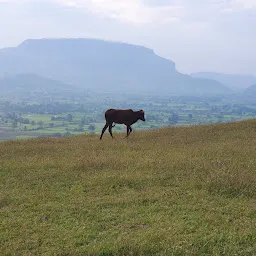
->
xmin=140 ymin=109 xmax=144 ymax=113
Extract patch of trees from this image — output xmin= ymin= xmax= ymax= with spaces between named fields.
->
xmin=168 ymin=113 xmax=179 ymax=125
xmin=4 ymin=112 xmax=30 ymax=124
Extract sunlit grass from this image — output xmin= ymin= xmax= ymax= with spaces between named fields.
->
xmin=1 ymin=119 xmax=256 ymax=255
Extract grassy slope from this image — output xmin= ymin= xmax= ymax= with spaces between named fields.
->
xmin=1 ymin=120 xmax=256 ymax=256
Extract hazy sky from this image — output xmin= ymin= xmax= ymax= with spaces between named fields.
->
xmin=0 ymin=0 xmax=255 ymax=75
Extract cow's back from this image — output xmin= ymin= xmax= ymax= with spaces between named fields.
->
xmin=105 ymin=109 xmax=134 ymax=124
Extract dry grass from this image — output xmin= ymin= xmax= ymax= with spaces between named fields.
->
xmin=1 ymin=119 xmax=256 ymax=255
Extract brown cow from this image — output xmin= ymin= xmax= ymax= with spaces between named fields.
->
xmin=100 ymin=109 xmax=145 ymax=140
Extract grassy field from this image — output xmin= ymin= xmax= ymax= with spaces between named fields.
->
xmin=1 ymin=120 xmax=256 ymax=255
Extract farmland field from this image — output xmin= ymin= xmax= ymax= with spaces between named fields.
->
xmin=0 ymin=91 xmax=255 ymax=140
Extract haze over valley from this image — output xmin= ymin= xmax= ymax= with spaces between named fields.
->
xmin=0 ymin=38 xmax=255 ymax=140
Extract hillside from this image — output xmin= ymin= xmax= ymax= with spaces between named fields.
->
xmin=0 ymin=73 xmax=75 ymax=94
xmin=1 ymin=119 xmax=256 ymax=255
xmin=0 ymin=38 xmax=231 ymax=95
xmin=191 ymin=72 xmax=256 ymax=91
xmin=244 ymin=84 xmax=256 ymax=96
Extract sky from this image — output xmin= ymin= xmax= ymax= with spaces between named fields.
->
xmin=0 ymin=0 xmax=255 ymax=75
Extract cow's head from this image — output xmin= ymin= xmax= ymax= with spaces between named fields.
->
xmin=138 ymin=110 xmax=145 ymax=121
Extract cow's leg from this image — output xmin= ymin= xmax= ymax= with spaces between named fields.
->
xmin=129 ymin=126 xmax=132 ymax=135
xmin=126 ymin=125 xmax=132 ymax=137
xmin=126 ymin=125 xmax=130 ymax=137
xmin=108 ymin=123 xmax=114 ymax=138
xmin=100 ymin=123 xmax=109 ymax=140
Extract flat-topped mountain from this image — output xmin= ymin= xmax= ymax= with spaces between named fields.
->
xmin=0 ymin=38 xmax=231 ymax=95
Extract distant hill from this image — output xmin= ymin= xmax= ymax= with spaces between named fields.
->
xmin=244 ymin=84 xmax=256 ymax=95
xmin=190 ymin=72 xmax=256 ymax=91
xmin=0 ymin=73 xmax=74 ymax=94
xmin=0 ymin=38 xmax=231 ymax=96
